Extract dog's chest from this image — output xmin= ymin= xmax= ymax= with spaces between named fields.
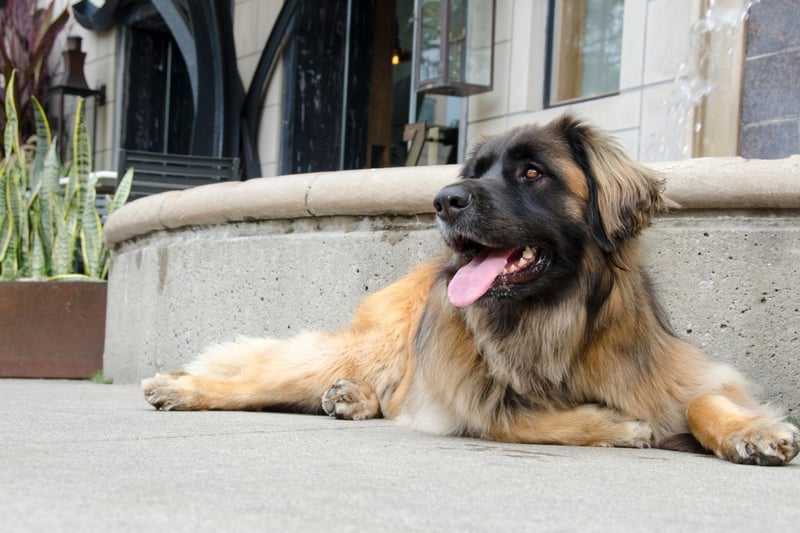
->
xmin=464 ymin=303 xmax=586 ymax=402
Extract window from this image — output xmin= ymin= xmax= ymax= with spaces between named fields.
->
xmin=547 ymin=0 xmax=624 ymax=105
xmin=281 ymin=0 xmax=465 ymax=172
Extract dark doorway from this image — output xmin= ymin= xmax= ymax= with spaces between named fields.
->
xmin=281 ymin=0 xmax=373 ymax=174
xmin=122 ymin=17 xmax=194 ymax=155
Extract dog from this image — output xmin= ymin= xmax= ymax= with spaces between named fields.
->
xmin=142 ymin=115 xmax=799 ymax=466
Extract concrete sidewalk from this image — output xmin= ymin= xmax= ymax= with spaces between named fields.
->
xmin=2 ymin=379 xmax=798 ymax=532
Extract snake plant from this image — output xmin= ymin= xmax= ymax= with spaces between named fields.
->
xmin=0 ymin=71 xmax=133 ymax=281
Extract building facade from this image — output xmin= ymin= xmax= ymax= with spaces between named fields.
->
xmin=52 ymin=0 xmax=797 ymax=184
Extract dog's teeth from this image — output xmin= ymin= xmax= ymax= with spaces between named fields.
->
xmin=518 ymin=257 xmax=527 ymax=266
xmin=523 ymin=247 xmax=534 ymax=259
xmin=501 ymin=268 xmax=509 ymax=275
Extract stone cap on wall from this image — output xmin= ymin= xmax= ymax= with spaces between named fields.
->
xmin=104 ymin=156 xmax=800 ymax=248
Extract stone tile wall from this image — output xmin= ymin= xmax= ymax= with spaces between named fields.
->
xmin=740 ymin=0 xmax=800 ymax=159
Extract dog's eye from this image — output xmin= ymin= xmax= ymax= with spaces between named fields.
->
xmin=523 ymin=166 xmax=541 ymax=181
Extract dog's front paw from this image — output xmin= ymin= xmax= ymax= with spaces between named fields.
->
xmin=321 ymin=378 xmax=381 ymax=421
xmin=722 ymin=421 xmax=800 ymax=466
xmin=142 ymin=371 xmax=192 ymax=411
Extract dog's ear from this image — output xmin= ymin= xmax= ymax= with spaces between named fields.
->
xmin=552 ymin=115 xmax=670 ymax=252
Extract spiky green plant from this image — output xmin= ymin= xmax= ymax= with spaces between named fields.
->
xmin=0 ymin=71 xmax=133 ymax=281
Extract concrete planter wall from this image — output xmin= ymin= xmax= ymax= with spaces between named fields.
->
xmin=103 ymin=157 xmax=800 ymax=417
xmin=0 ymin=281 xmax=107 ymax=378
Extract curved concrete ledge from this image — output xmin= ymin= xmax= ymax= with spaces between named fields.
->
xmin=657 ymin=155 xmax=800 ymax=209
xmin=103 ymin=157 xmax=800 ymax=419
xmin=104 ymin=156 xmax=800 ymax=248
xmin=104 ymin=165 xmax=459 ymax=248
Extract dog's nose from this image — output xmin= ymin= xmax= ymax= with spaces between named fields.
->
xmin=434 ymin=185 xmax=473 ymax=222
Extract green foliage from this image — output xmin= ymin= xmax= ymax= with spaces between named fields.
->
xmin=0 ymin=71 xmax=134 ymax=280
xmin=0 ymin=0 xmax=70 ymax=146
xmin=88 ymin=370 xmax=113 ymax=384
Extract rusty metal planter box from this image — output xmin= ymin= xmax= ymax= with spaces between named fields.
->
xmin=0 ymin=281 xmax=107 ymax=379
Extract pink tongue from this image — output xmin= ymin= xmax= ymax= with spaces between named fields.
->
xmin=447 ymin=248 xmax=516 ymax=307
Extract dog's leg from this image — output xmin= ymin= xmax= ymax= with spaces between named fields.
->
xmin=141 ymin=261 xmax=436 ymax=415
xmin=490 ymin=404 xmax=654 ymax=448
xmin=687 ymin=387 xmax=800 ymax=465
xmin=142 ymin=332 xmax=358 ymax=412
xmin=143 ymin=370 xmax=305 ymax=411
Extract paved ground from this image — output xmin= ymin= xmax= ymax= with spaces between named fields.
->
xmin=2 ymin=379 xmax=799 ymax=532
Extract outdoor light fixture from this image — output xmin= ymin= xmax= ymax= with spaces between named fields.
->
xmin=48 ymin=36 xmax=106 ymax=160
xmin=414 ymin=0 xmax=495 ymax=96
xmin=392 ymin=46 xmax=411 ymax=66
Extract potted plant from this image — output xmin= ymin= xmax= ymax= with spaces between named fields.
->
xmin=0 ymin=72 xmax=133 ymax=378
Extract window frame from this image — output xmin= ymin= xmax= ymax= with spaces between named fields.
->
xmin=544 ymin=0 xmax=623 ymax=108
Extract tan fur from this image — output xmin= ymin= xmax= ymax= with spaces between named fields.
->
xmin=143 ymin=116 xmax=799 ymax=466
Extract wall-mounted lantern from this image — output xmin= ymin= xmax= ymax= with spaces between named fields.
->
xmin=48 ymin=36 xmax=106 ymax=161
xmin=414 ymin=0 xmax=495 ymax=96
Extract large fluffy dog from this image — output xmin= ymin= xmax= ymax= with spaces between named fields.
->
xmin=143 ymin=115 xmax=799 ymax=465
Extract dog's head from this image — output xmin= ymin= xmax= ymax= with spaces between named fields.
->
xmin=434 ymin=114 xmax=667 ymax=308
